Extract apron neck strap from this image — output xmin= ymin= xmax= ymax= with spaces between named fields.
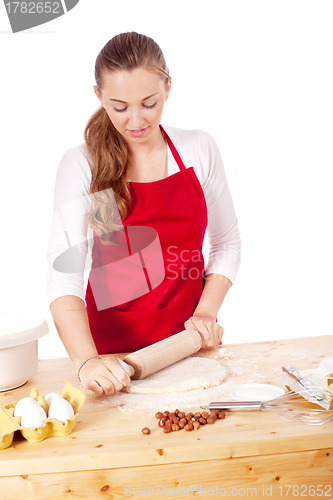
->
xmin=160 ymin=125 xmax=186 ymax=172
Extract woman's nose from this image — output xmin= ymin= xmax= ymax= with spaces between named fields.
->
xmin=127 ymin=108 xmax=144 ymax=129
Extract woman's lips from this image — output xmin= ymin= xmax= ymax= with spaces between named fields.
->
xmin=128 ymin=127 xmax=148 ymax=137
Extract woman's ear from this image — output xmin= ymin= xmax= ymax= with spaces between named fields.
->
xmin=164 ymin=79 xmax=172 ymax=102
xmin=94 ymin=85 xmax=102 ymax=104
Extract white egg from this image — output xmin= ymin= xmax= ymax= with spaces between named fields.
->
xmin=48 ymin=398 xmax=74 ymax=424
xmin=14 ymin=397 xmax=38 ymax=417
xmin=20 ymin=404 xmax=47 ymax=428
xmin=45 ymin=392 xmax=64 ymax=406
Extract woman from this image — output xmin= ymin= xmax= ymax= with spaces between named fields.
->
xmin=47 ymin=32 xmax=241 ymax=396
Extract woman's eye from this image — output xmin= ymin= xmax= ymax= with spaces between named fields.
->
xmin=113 ymin=102 xmax=157 ymax=112
xmin=144 ymin=102 xmax=157 ymax=109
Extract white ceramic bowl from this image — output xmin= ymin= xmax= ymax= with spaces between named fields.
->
xmin=0 ymin=313 xmax=49 ymax=392
xmin=229 ymin=383 xmax=285 ymax=402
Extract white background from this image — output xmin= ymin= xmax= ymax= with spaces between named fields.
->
xmin=0 ymin=0 xmax=332 ymax=360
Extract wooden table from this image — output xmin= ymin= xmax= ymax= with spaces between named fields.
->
xmin=1 ymin=335 xmax=332 ymax=499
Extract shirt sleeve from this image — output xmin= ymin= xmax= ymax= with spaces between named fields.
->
xmin=46 ymin=145 xmax=92 ymax=307
xmin=195 ymin=130 xmax=241 ymax=284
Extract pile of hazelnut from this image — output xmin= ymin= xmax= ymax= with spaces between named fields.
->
xmin=142 ymin=408 xmax=226 ymax=435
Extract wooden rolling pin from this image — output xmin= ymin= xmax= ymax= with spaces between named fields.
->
xmin=123 ymin=328 xmax=202 ymax=380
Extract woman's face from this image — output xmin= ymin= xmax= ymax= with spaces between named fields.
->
xmin=95 ymin=67 xmax=171 ymax=148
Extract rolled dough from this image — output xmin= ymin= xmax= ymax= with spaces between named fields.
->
xmin=122 ymin=357 xmax=228 ymax=394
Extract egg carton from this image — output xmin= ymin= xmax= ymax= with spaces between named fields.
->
xmin=0 ymin=381 xmax=86 ymax=449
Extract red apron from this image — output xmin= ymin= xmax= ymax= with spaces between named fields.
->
xmin=85 ymin=126 xmax=208 ymax=354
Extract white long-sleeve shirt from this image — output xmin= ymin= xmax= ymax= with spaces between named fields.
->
xmin=46 ymin=125 xmax=241 ymax=306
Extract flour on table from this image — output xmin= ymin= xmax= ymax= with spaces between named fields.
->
xmin=122 ymin=357 xmax=228 ymax=394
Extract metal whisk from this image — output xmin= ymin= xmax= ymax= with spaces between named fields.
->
xmin=201 ymin=386 xmax=333 ymax=425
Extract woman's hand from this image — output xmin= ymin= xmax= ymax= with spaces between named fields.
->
xmin=78 ymin=356 xmax=132 ymax=395
xmin=184 ymin=315 xmax=224 ymax=349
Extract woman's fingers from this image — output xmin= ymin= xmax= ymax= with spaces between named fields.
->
xmin=185 ymin=315 xmax=224 ymax=349
xmin=79 ymin=355 xmax=131 ymax=395
xmin=94 ymin=375 xmax=116 ymax=396
xmin=85 ymin=379 xmax=104 ymax=395
xmin=103 ymin=356 xmax=131 ymax=388
xmin=116 ymin=358 xmax=134 ymax=378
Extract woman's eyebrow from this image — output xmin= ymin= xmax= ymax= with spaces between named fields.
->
xmin=109 ymin=92 xmax=158 ymax=103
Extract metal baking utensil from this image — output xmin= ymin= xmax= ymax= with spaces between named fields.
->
xmin=201 ymin=386 xmax=333 ymax=425
xmin=282 ymin=364 xmax=324 ymax=401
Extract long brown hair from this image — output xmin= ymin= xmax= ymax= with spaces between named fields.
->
xmin=84 ymin=32 xmax=170 ymax=243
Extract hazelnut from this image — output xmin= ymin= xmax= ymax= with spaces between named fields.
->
xmin=142 ymin=427 xmax=151 ymax=435
xmin=178 ymin=418 xmax=187 ymax=429
xmin=155 ymin=408 xmax=221 ymax=433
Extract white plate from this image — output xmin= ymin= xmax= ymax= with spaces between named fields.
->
xmin=229 ymin=383 xmax=285 ymax=402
